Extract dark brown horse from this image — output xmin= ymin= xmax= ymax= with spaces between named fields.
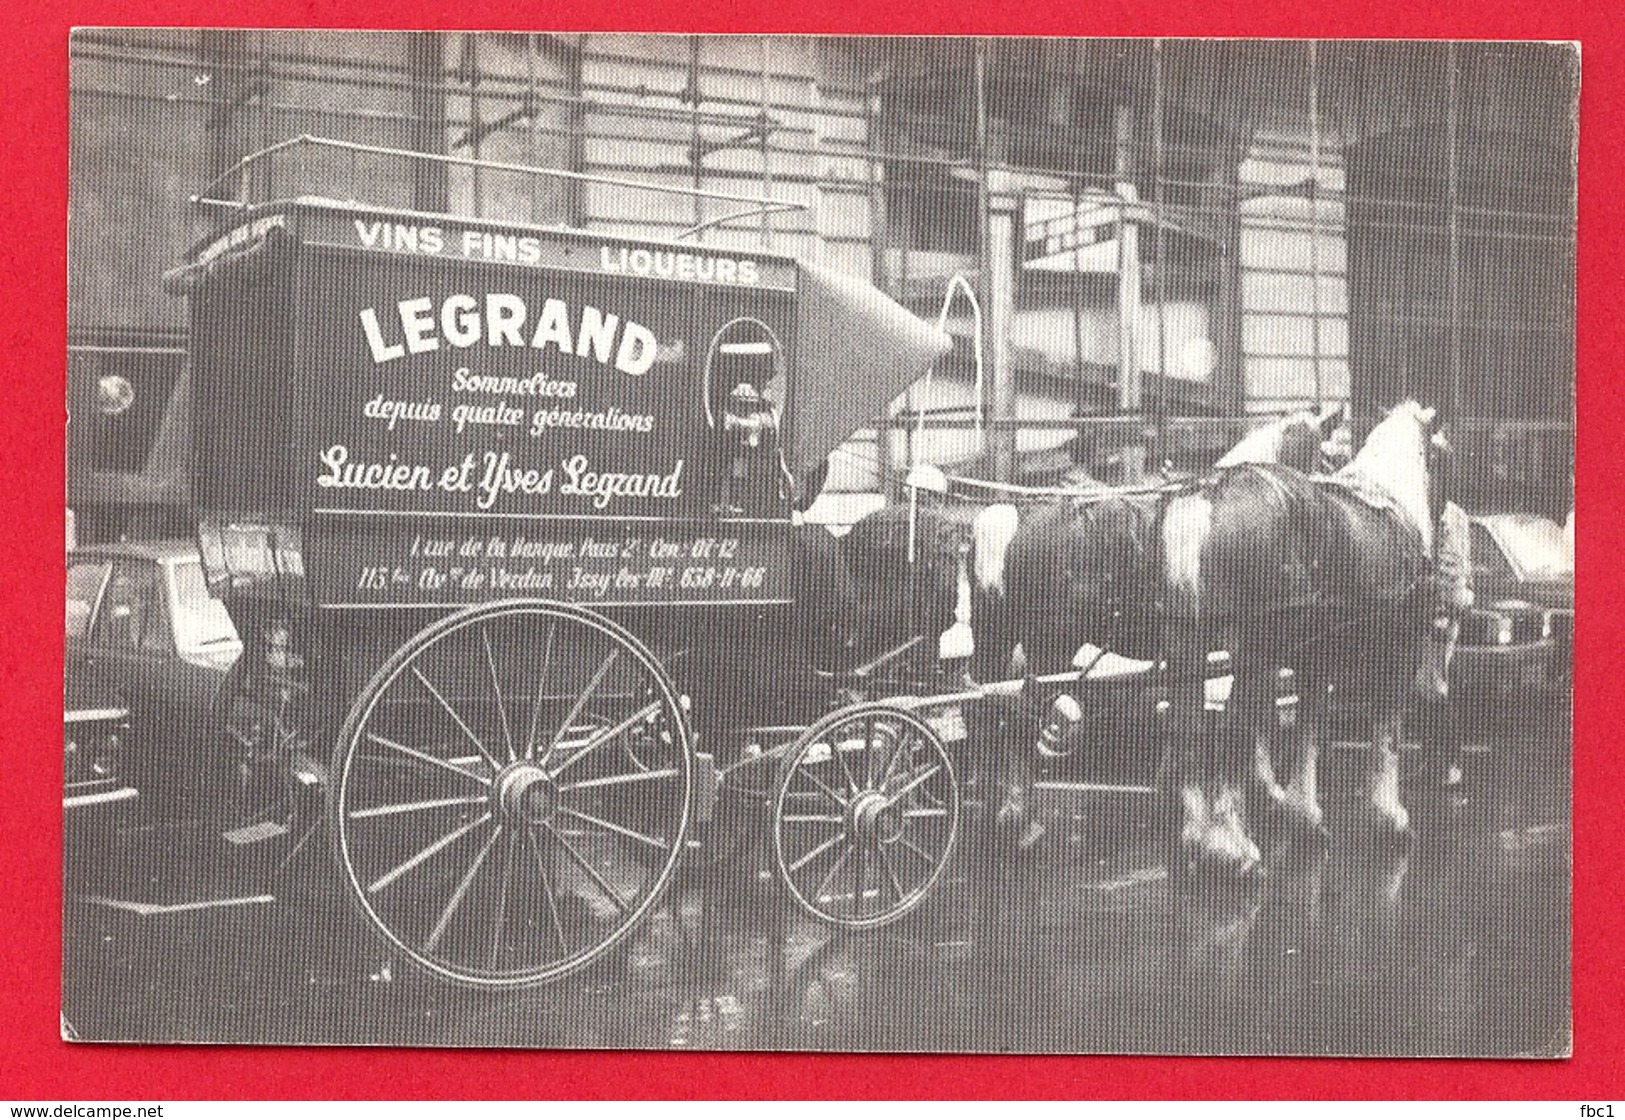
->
xmin=800 ymin=411 xmax=1339 ymax=839
xmin=837 ymin=481 xmax=969 ymax=678
xmin=967 ymin=407 xmax=1342 ymax=681
xmin=1160 ymin=401 xmax=1443 ymax=876
xmin=804 ymin=410 xmax=1342 ymax=698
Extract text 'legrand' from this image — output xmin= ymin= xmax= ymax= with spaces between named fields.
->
xmin=358 ymin=293 xmax=660 ymax=375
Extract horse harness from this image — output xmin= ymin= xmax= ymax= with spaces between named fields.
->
xmin=945 ymin=463 xmax=1434 ymax=677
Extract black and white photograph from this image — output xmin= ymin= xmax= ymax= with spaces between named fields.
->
xmin=63 ymin=31 xmax=1575 ymax=1056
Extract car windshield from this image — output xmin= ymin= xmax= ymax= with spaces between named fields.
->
xmin=170 ymin=559 xmax=240 ymax=650
xmin=1491 ymin=516 xmax=1572 ymax=582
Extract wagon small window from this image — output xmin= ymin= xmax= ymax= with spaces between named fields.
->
xmin=704 ymin=318 xmax=787 ymax=431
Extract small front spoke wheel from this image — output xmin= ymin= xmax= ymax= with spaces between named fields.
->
xmin=331 ymin=601 xmax=693 ymax=990
xmin=772 ymin=703 xmax=958 ymax=929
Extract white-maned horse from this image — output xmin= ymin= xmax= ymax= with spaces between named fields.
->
xmin=1158 ymin=400 xmax=1444 ymax=877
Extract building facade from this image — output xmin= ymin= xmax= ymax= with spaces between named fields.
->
xmin=67 ymin=32 xmax=1577 ymax=536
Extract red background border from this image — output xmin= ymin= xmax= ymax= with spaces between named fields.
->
xmin=2 ymin=0 xmax=1617 ymax=1100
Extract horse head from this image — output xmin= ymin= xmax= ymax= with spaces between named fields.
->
xmin=1340 ymin=399 xmax=1442 ymax=555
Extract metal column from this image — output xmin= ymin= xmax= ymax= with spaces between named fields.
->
xmin=410 ymin=34 xmax=449 ymax=212
xmin=1308 ymin=40 xmax=1325 ymax=409
xmin=1115 ymin=103 xmax=1143 ymax=413
xmin=1151 ymin=39 xmax=1170 ymax=463
xmin=975 ymin=42 xmax=1018 ymax=483
xmin=1446 ymin=42 xmax=1464 ymax=423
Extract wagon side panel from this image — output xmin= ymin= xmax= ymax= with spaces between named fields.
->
xmin=280 ymin=218 xmax=799 ymax=611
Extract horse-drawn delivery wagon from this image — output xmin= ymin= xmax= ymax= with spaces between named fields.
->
xmin=152 ymin=138 xmax=1441 ymax=994
xmin=162 ymin=139 xmax=991 ymax=989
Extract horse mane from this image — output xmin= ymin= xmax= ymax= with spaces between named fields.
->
xmin=1334 ymin=400 xmax=1435 ymax=554
xmin=1214 ymin=410 xmax=1315 ymax=468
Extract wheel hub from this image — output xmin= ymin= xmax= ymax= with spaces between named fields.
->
xmin=849 ymin=789 xmax=904 ymax=845
xmin=496 ymin=763 xmax=558 ymax=826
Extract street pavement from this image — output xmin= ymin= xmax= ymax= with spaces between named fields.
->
xmin=60 ymin=699 xmax=1570 ymax=1056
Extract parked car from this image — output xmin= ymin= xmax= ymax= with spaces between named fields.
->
xmin=63 ymin=665 xmax=136 ymax=819
xmin=65 ymin=540 xmax=243 ymax=811
xmin=1452 ymin=512 xmax=1573 ymax=695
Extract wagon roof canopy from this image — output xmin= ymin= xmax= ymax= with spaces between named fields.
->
xmin=788 ymin=263 xmax=952 ymax=478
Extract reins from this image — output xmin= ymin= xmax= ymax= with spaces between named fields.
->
xmin=945 ymin=471 xmax=1207 ymax=508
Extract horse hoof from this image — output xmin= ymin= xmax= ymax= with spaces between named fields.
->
xmin=1357 ymin=812 xmax=1414 ymax=852
xmin=1228 ymin=854 xmax=1265 ymax=883
xmin=1381 ymin=821 xmax=1416 ymax=852
xmin=1016 ymin=819 xmax=1047 ymax=853
xmin=1290 ymin=814 xmax=1332 ymax=849
xmin=990 ymin=813 xmax=1046 ymax=856
xmin=1248 ymin=782 xmax=1289 ymax=818
xmin=1183 ymin=843 xmax=1263 ymax=883
xmin=994 ymin=801 xmax=1024 ymax=836
xmin=1188 ymin=858 xmax=1265 ymax=905
xmin=1265 ymin=800 xmax=1328 ymax=844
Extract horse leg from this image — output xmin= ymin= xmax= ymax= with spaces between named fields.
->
xmin=969 ymin=583 xmax=1015 ymax=684
xmin=969 ymin=502 xmax=1023 ymax=685
xmin=1166 ymin=622 xmax=1260 ymax=878
xmin=1226 ymin=639 xmax=1289 ymax=816
xmin=990 ymin=620 xmax=1072 ymax=849
xmin=1229 ymin=649 xmax=1333 ymax=844
xmin=1360 ymin=626 xmax=1419 ymax=841
xmin=1275 ymin=663 xmax=1329 ymax=838
xmin=1366 ymin=711 xmax=1412 ymax=841
xmin=1163 ymin=622 xmax=1209 ymax=862
xmin=1208 ymin=649 xmax=1266 ymax=874
xmin=1250 ymin=729 xmax=1288 ymax=811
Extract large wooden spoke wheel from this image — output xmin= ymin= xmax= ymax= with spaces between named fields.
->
xmin=771 ymin=703 xmax=959 ymax=930
xmin=330 ymin=601 xmax=693 ymax=990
